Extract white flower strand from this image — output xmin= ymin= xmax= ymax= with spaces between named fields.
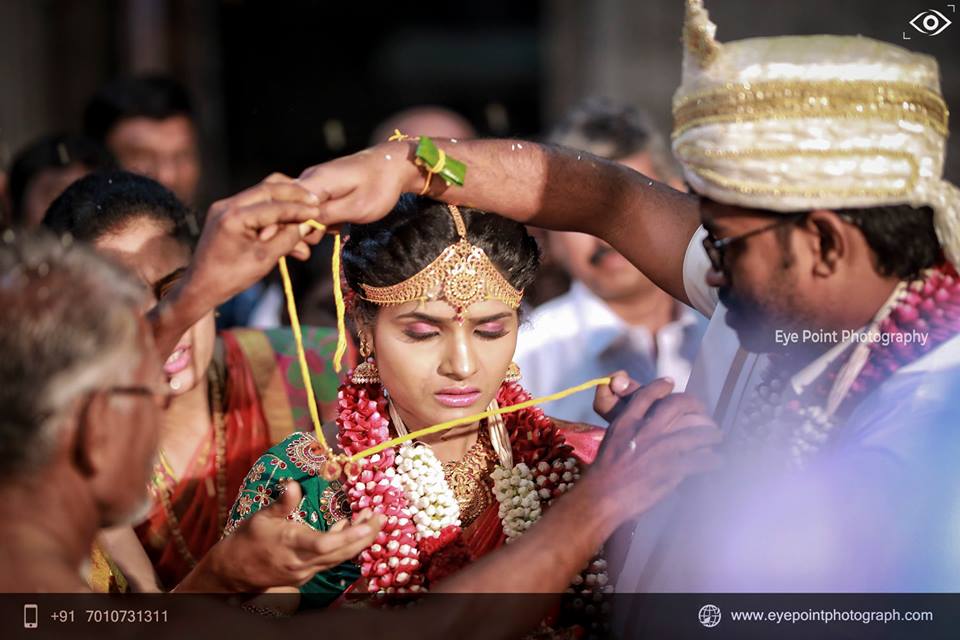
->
xmin=492 ymin=462 xmax=542 ymax=542
xmin=394 ymin=443 xmax=461 ymax=538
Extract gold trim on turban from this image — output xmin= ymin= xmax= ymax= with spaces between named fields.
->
xmin=673 ymin=80 xmax=948 ymax=139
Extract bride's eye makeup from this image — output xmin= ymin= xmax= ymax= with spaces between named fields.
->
xmin=475 ymin=322 xmax=508 ymax=339
xmin=403 ymin=321 xmax=440 ymax=340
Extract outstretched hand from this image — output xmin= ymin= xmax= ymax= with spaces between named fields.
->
xmin=150 ymin=174 xmax=327 ymax=357
xmin=208 ymin=481 xmax=383 ymax=591
xmin=296 ymin=142 xmax=418 ymax=227
xmin=185 ymin=174 xmax=326 ymax=306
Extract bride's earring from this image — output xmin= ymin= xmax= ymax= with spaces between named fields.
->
xmin=350 ymin=333 xmax=381 ymax=385
xmin=504 ymin=361 xmax=522 ymax=383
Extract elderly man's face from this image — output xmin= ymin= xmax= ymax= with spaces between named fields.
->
xmin=91 ymin=319 xmax=165 ymax=527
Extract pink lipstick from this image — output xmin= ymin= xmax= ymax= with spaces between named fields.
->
xmin=435 ymin=386 xmax=481 ymax=408
xmin=163 ymin=344 xmax=193 ymax=375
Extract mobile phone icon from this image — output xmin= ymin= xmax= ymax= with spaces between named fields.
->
xmin=23 ymin=604 xmax=38 ymax=629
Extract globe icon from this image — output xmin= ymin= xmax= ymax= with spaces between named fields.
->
xmin=698 ymin=604 xmax=722 ymax=628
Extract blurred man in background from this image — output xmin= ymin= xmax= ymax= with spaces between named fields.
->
xmin=85 ymin=73 xmax=273 ymax=329
xmin=7 ymin=133 xmax=113 ymax=229
xmin=369 ymin=105 xmax=476 ymax=145
xmin=84 ymin=74 xmax=201 ymax=206
xmin=516 ymin=101 xmax=707 ymax=425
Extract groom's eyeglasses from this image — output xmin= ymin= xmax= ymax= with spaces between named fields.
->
xmin=702 ymin=212 xmax=808 ymax=272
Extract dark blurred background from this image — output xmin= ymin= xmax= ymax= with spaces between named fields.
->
xmin=1 ymin=0 xmax=958 ymax=204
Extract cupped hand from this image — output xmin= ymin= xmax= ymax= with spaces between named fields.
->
xmin=216 ymin=481 xmax=384 ymax=590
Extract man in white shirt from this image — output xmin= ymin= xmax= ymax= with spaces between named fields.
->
xmin=517 ymin=101 xmax=706 ymax=425
xmin=296 ymin=0 xmax=960 ymax=595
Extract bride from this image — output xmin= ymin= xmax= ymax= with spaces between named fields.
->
xmin=226 ymin=195 xmax=607 ymax=609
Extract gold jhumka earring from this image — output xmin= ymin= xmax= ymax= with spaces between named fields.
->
xmin=504 ymin=362 xmax=522 ymax=383
xmin=350 ymin=333 xmax=381 ymax=385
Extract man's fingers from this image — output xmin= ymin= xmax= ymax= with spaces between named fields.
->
xmin=264 ymin=224 xmax=310 ymax=262
xmin=259 ymin=224 xmax=280 ymax=241
xmin=663 ymin=411 xmax=719 ymax=434
xmin=593 ymin=370 xmax=639 ymax=418
xmin=259 ymin=180 xmax=321 ymax=205
xmin=642 ymin=426 xmax=723 ymax=460
xmin=267 ymin=481 xmax=302 ymax=515
xmin=302 ymin=537 xmax=379 ymax=572
xmin=308 ymin=188 xmax=378 ymax=227
xmin=233 ymin=201 xmax=323 ymax=231
xmin=352 ymin=509 xmax=377 ymax=525
xmin=290 ymin=241 xmax=311 ymax=261
xmin=603 ymin=378 xmax=675 ymax=445
xmin=287 ymin=521 xmax=379 ymax=558
xmin=218 ymin=179 xmax=320 ymax=211
xmin=642 ymin=393 xmax=711 ymax=437
xmin=668 ymin=447 xmax=724 ymax=479
xmin=302 ymin=227 xmax=324 ymax=245
xmin=611 ymin=371 xmax=639 ymax=396
xmin=263 ymin=172 xmax=294 ymax=184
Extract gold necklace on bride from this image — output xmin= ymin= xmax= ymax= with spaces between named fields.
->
xmin=386 ymin=399 xmax=510 ymax=527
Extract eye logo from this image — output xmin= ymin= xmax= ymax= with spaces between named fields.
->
xmin=909 ymin=9 xmax=952 ymax=36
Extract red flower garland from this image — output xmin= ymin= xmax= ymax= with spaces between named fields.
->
xmin=337 ymin=380 xmax=578 ymax=591
xmin=419 ymin=524 xmax=472 ymax=584
xmin=337 ymin=384 xmax=422 ymax=592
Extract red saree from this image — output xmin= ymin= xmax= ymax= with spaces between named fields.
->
xmin=136 ymin=327 xmax=345 ymax=589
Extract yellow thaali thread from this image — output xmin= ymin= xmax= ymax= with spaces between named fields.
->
xmin=278 ymin=218 xmax=340 ymax=448
xmin=388 ymin=129 xmax=410 ymax=142
xmin=348 ymin=377 xmax=613 ymax=462
xmin=418 ymin=148 xmax=447 ymax=195
xmin=331 ymin=232 xmax=347 ymax=373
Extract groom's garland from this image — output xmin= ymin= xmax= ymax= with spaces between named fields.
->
xmin=739 ymin=262 xmax=960 ymax=463
xmin=336 ymin=380 xmax=610 ymax=596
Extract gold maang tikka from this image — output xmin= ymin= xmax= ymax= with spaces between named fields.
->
xmin=360 ymin=205 xmax=523 ymax=322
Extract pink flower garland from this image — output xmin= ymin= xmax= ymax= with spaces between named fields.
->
xmin=337 ymin=380 xmax=583 ymax=592
xmin=337 ymin=384 xmax=423 ymax=592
